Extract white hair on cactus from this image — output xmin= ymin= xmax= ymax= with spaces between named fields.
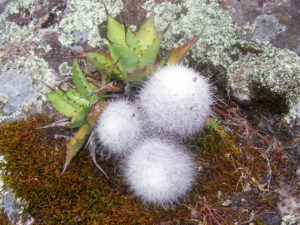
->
xmin=124 ymin=138 xmax=197 ymax=205
xmin=95 ymin=99 xmax=142 ymax=155
xmin=138 ymin=65 xmax=212 ymax=139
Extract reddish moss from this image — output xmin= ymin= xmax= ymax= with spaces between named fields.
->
xmin=0 ymin=114 xmax=285 ymax=224
xmin=0 ymin=208 xmax=11 ymax=225
xmin=190 ymin=119 xmax=279 ymax=224
xmin=0 ymin=115 xmax=190 ymax=224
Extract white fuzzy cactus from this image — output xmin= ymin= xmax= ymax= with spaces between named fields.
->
xmin=138 ymin=65 xmax=212 ymax=139
xmin=124 ymin=139 xmax=197 ymax=205
xmin=95 ymin=99 xmax=143 ymax=155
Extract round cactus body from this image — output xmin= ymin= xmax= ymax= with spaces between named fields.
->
xmin=124 ymin=138 xmax=197 ymax=205
xmin=138 ymin=65 xmax=212 ymax=139
xmin=95 ymin=99 xmax=142 ymax=155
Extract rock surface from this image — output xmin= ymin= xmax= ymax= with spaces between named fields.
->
xmin=1 ymin=0 xmax=299 ymax=120
xmin=0 ymin=0 xmax=299 ymax=224
xmin=0 ymin=70 xmax=37 ymax=115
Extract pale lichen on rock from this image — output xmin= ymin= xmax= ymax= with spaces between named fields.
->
xmin=0 ymin=18 xmax=41 ymax=46
xmin=1 ymin=54 xmax=54 ymax=99
xmin=142 ymin=0 xmax=240 ymax=67
xmin=0 ymin=0 xmax=57 ymax=123
xmin=58 ymin=62 xmax=72 ymax=76
xmin=142 ymin=0 xmax=300 ymax=116
xmin=58 ymin=0 xmax=123 ymax=47
xmin=5 ymin=0 xmax=35 ymax=15
xmin=0 ymin=53 xmax=55 ymax=122
xmin=226 ymin=41 xmax=300 ymax=112
xmin=0 ymin=0 xmax=125 ymax=123
xmin=0 ymin=0 xmax=45 ymax=47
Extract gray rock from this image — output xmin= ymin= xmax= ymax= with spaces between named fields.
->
xmin=0 ymin=69 xmax=37 ymax=115
xmin=3 ymin=190 xmax=19 ymax=223
xmin=252 ymin=14 xmax=285 ymax=42
xmin=259 ymin=210 xmax=282 ymax=225
xmin=291 ymin=101 xmax=300 ymax=119
xmin=296 ymin=46 xmax=300 ymax=56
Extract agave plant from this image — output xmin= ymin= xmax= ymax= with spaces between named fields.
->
xmin=80 ymin=10 xmax=198 ymax=86
xmin=47 ymin=9 xmax=198 ymax=176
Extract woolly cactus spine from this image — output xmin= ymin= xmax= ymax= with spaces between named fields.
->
xmin=138 ymin=65 xmax=212 ymax=139
xmin=124 ymin=139 xmax=197 ymax=205
xmin=95 ymin=99 xmax=142 ymax=155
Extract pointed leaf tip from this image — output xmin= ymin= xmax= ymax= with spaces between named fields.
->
xmin=61 ymin=123 xmax=92 ymax=175
xmin=166 ymin=37 xmax=199 ymax=65
xmin=107 ymin=14 xmax=126 ymax=46
xmin=135 ymin=16 xmax=157 ymax=52
xmin=139 ymin=35 xmax=162 ymax=68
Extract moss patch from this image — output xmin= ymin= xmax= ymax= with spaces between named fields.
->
xmin=0 ymin=114 xmax=288 ymax=224
xmin=0 ymin=208 xmax=11 ymax=225
xmin=0 ymin=115 xmax=190 ymax=224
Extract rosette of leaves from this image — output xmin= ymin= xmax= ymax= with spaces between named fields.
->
xmin=47 ymin=9 xmax=198 ymax=176
xmin=80 ymin=11 xmax=198 ymax=86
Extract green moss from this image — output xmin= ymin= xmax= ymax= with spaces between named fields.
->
xmin=0 ymin=115 xmax=191 ymax=224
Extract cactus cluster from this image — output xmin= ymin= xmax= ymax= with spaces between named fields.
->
xmin=47 ymin=8 xmax=211 ymax=205
xmin=97 ymin=64 xmax=212 ymax=205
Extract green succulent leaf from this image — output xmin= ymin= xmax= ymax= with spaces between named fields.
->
xmin=107 ymin=14 xmax=126 ymax=46
xmin=166 ymin=37 xmax=199 ymax=65
xmin=126 ymin=30 xmax=138 ymax=49
xmin=159 ymin=54 xmax=168 ymax=67
xmin=72 ymin=59 xmax=98 ymax=104
xmin=135 ymin=15 xmax=157 ymax=53
xmin=69 ymin=107 xmax=92 ymax=128
xmin=62 ymin=123 xmax=92 ymax=174
xmin=48 ymin=91 xmax=79 ymax=117
xmin=105 ymin=57 xmax=123 ymax=81
xmin=81 ymin=52 xmax=122 ymax=84
xmin=139 ymin=35 xmax=162 ymax=68
xmin=108 ymin=43 xmax=139 ymax=76
xmin=126 ymin=64 xmax=157 ymax=85
xmin=81 ymin=52 xmax=112 ymax=72
xmin=65 ymin=89 xmax=91 ymax=107
xmin=62 ymin=101 xmax=106 ymax=175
